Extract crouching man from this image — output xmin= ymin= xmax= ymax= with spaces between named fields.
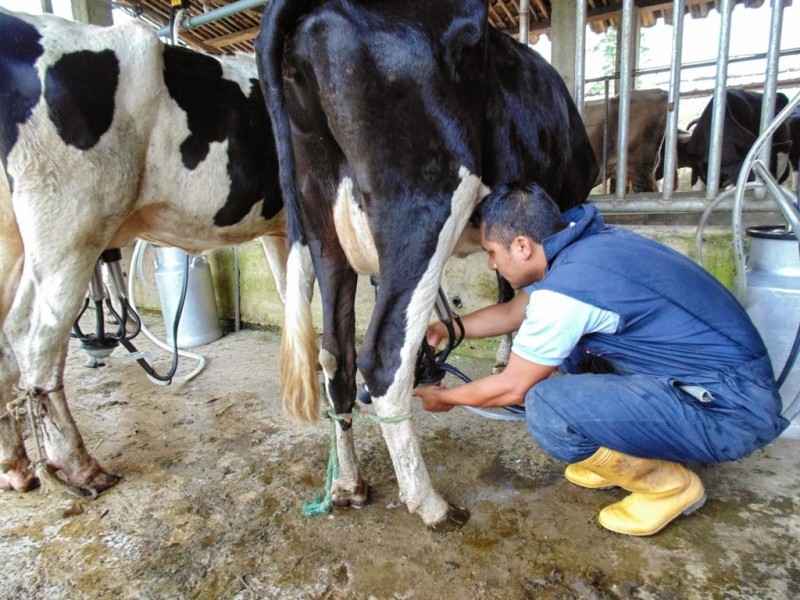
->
xmin=413 ymin=182 xmax=788 ymax=536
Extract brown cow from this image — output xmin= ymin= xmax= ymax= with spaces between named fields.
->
xmin=585 ymin=89 xmax=689 ymax=193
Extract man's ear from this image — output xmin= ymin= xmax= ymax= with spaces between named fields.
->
xmin=514 ymin=235 xmax=535 ymax=259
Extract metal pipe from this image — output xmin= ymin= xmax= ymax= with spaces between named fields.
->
xmin=518 ymin=0 xmax=530 ymax=45
xmin=574 ymin=0 xmax=587 ymax=116
xmin=233 ymin=245 xmax=241 ymax=332
xmin=585 ymin=48 xmax=800 ymax=84
xmin=157 ymin=0 xmax=268 ymax=37
xmin=590 ymin=194 xmax=782 ymax=214
xmin=753 ymin=161 xmax=800 ymax=229
xmin=614 ymin=0 xmax=635 ymax=201
xmin=705 ymin=0 xmax=734 ymax=200
xmin=661 ymin=0 xmax=686 ymax=200
xmin=757 ymin=1 xmax=786 ymax=182
xmin=602 ymin=81 xmax=611 ymax=193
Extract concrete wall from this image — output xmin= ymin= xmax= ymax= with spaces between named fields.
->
xmin=126 ymin=226 xmax=741 ymax=338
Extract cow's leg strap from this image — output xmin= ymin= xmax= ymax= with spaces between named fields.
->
xmin=24 ymin=386 xmax=95 ymax=499
xmin=302 ymin=405 xmax=413 ymax=517
xmin=0 ymin=396 xmax=24 ymax=422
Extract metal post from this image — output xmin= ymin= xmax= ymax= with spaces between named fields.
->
xmin=574 ymin=0 xmax=587 ymax=117
xmin=519 ymin=0 xmax=530 ymax=45
xmin=662 ymin=0 xmax=686 ymax=200
xmin=602 ymin=80 xmax=611 ymax=194
xmin=705 ymin=0 xmax=734 ymax=200
xmin=757 ymin=1 xmax=786 ymax=179
xmin=615 ymin=0 xmax=635 ymax=201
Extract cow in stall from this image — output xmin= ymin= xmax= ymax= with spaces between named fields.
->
xmin=685 ymin=88 xmax=793 ymax=189
xmin=257 ymin=0 xmax=598 ymax=527
xmin=584 ymin=88 xmax=692 ymax=193
xmin=784 ymin=103 xmax=800 ymax=187
xmin=0 ymin=9 xmax=288 ymax=493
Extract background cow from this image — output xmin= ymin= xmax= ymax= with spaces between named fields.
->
xmin=258 ymin=0 xmax=598 ymax=528
xmin=0 ymin=9 xmax=287 ymax=494
xmin=786 ymin=103 xmax=800 ymax=188
xmin=584 ymin=88 xmax=691 ymax=193
xmin=685 ymin=88 xmax=793 ymax=189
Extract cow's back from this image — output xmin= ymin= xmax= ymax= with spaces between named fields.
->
xmin=0 ymin=9 xmax=283 ymax=252
xmin=481 ymin=27 xmax=597 ymax=210
xmin=1 ymin=11 xmax=163 ymax=199
xmin=134 ymin=46 xmax=283 ymax=249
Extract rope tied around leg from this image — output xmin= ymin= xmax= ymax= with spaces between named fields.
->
xmin=25 ymin=385 xmax=92 ymax=499
xmin=302 ymin=403 xmax=413 ymax=517
xmin=0 ymin=396 xmax=25 ymax=422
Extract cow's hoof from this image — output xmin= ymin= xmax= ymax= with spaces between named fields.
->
xmin=78 ymin=469 xmax=121 ymax=497
xmin=428 ymin=502 xmax=470 ymax=532
xmin=0 ymin=463 xmax=39 ymax=492
xmin=332 ymin=477 xmax=370 ymax=508
xmin=59 ymin=466 xmax=120 ymax=498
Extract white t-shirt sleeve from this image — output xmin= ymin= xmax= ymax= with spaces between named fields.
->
xmin=511 ymin=290 xmax=620 ymax=366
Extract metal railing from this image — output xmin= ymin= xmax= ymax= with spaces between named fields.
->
xmin=577 ymin=0 xmax=795 ymax=213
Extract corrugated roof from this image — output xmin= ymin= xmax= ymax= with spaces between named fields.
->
xmin=118 ymin=0 xmax=787 ymax=54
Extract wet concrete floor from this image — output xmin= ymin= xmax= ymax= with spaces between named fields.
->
xmin=1 ymin=323 xmax=798 ymax=599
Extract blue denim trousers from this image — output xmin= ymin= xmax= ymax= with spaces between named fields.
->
xmin=525 ymin=371 xmax=787 ymax=464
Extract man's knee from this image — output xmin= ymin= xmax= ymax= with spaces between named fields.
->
xmin=525 ymin=381 xmax=590 ymax=463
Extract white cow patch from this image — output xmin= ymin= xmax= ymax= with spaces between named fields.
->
xmin=332 ymin=177 xmax=379 ymax=276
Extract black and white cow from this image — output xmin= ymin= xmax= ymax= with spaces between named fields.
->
xmin=685 ymin=88 xmax=793 ymax=189
xmin=0 ymin=9 xmax=287 ymax=493
xmin=257 ymin=0 xmax=598 ymax=527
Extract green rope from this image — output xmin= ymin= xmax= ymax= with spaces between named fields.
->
xmin=301 ymin=404 xmax=413 ymax=517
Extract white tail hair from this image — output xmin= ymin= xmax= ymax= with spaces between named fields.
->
xmin=280 ymin=243 xmax=320 ymax=422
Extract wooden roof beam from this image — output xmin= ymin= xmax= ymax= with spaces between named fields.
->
xmin=206 ymin=25 xmax=260 ymax=48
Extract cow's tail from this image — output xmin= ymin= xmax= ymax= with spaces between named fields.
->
xmin=257 ymin=0 xmax=323 ymax=248
xmin=257 ymin=0 xmax=324 ymax=423
xmin=280 ymin=242 xmax=320 ymax=422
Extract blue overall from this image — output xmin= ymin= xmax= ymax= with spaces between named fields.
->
xmin=524 ymin=205 xmax=789 ymax=464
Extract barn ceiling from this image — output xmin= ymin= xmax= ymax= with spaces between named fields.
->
xmin=118 ymin=0 xmax=781 ymax=55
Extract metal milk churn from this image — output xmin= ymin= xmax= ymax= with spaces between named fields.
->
xmin=743 ymin=225 xmax=800 ymax=437
xmin=154 ymin=246 xmax=223 ymax=348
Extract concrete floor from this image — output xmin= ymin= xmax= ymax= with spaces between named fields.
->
xmin=1 ymin=322 xmax=798 ymax=599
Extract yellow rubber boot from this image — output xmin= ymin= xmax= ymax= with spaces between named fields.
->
xmin=582 ymin=447 xmax=707 ymax=536
xmin=564 ymin=463 xmax=617 ymax=490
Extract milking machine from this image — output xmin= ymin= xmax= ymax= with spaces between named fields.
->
xmin=416 ymin=288 xmax=527 ymax=421
xmin=72 ymin=241 xmax=219 ymax=385
xmin=72 ymin=245 xmax=183 ymax=383
xmin=697 ymin=90 xmax=800 ymax=439
xmin=357 ymin=280 xmax=526 ymax=421
xmin=73 ymin=248 xmax=142 ymax=369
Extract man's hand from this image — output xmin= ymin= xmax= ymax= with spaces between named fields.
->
xmin=413 ymin=382 xmax=453 ymax=413
xmin=425 ymin=321 xmax=448 ymax=349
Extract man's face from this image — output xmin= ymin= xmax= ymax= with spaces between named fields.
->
xmin=480 ymin=224 xmax=547 ymax=289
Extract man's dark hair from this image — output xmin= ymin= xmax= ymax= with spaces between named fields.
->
xmin=478 ymin=182 xmax=566 ymax=248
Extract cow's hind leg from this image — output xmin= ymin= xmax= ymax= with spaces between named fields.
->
xmin=7 ymin=238 xmax=119 ymax=495
xmin=312 ymin=243 xmax=369 ymax=507
xmin=362 ymin=170 xmax=483 ymax=528
xmin=492 ymin=274 xmax=514 ymax=374
xmin=332 ymin=424 xmax=368 ymax=507
xmin=281 ymin=237 xmax=367 ymax=507
xmin=0 ymin=178 xmax=35 ymax=491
